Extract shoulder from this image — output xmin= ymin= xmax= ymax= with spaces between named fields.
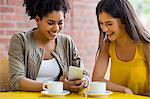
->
xmin=11 ymin=32 xmax=24 ymax=40
xmin=57 ymin=33 xmax=74 ymax=44
xmin=56 ymin=34 xmax=78 ymax=51
xmin=10 ymin=32 xmax=26 ymax=45
xmin=11 ymin=29 xmax=32 ymax=42
xmin=100 ymin=39 xmax=110 ymax=53
xmin=57 ymin=33 xmax=72 ymax=41
xmin=97 ymin=40 xmax=110 ymax=59
xmin=10 ymin=29 xmax=34 ymax=49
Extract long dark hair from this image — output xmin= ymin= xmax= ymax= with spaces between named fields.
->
xmin=23 ymin=0 xmax=70 ymax=20
xmin=96 ymin=0 xmax=150 ymax=55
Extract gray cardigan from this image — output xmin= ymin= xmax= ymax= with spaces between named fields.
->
xmin=9 ymin=29 xmax=89 ymax=91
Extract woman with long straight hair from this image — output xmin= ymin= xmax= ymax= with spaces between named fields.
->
xmin=92 ymin=0 xmax=150 ymax=96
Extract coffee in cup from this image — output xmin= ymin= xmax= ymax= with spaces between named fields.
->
xmin=89 ymin=82 xmax=106 ymax=93
xmin=42 ymin=81 xmax=63 ymax=93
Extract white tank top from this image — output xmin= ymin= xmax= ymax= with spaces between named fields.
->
xmin=36 ymin=58 xmax=60 ymax=83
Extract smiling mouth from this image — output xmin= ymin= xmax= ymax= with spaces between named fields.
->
xmin=48 ymin=32 xmax=56 ymax=37
xmin=107 ymin=32 xmax=114 ymax=36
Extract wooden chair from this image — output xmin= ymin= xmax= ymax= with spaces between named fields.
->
xmin=0 ymin=58 xmax=10 ymax=91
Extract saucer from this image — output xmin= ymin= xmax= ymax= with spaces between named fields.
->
xmin=41 ymin=90 xmax=70 ymax=96
xmin=85 ymin=90 xmax=113 ymax=96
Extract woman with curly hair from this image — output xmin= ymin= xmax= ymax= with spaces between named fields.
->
xmin=9 ymin=0 xmax=89 ymax=92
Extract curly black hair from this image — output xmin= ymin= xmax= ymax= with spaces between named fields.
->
xmin=23 ymin=0 xmax=70 ymax=20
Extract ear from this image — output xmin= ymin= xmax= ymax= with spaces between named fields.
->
xmin=35 ymin=16 xmax=41 ymax=26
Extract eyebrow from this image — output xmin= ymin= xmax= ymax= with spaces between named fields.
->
xmin=105 ymin=21 xmax=113 ymax=23
xmin=48 ymin=20 xmax=63 ymax=23
xmin=99 ymin=21 xmax=114 ymax=24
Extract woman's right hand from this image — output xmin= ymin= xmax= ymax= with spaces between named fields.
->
xmin=59 ymin=74 xmax=85 ymax=92
xmin=124 ymin=87 xmax=133 ymax=94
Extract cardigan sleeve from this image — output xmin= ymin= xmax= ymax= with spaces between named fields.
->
xmin=8 ymin=33 xmax=26 ymax=91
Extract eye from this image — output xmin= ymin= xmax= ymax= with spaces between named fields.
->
xmin=58 ymin=22 xmax=63 ymax=25
xmin=107 ymin=23 xmax=113 ymax=26
xmin=48 ymin=22 xmax=54 ymax=25
xmin=99 ymin=22 xmax=103 ymax=25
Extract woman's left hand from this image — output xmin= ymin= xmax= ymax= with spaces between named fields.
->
xmin=59 ymin=74 xmax=86 ymax=92
xmin=124 ymin=88 xmax=133 ymax=94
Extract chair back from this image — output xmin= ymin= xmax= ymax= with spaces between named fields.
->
xmin=0 ymin=58 xmax=10 ymax=91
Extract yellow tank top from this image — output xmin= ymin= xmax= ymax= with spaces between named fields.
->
xmin=109 ymin=41 xmax=149 ymax=95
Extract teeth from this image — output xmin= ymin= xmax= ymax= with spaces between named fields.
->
xmin=107 ymin=34 xmax=111 ymax=36
xmin=107 ymin=32 xmax=114 ymax=36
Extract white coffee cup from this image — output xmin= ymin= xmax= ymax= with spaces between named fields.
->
xmin=89 ymin=82 xmax=106 ymax=93
xmin=42 ymin=81 xmax=63 ymax=93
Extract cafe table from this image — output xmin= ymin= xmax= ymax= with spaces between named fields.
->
xmin=0 ymin=90 xmax=149 ymax=99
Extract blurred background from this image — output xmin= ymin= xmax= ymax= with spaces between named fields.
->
xmin=0 ymin=0 xmax=150 ymax=78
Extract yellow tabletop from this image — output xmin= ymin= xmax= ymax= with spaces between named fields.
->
xmin=0 ymin=91 xmax=149 ymax=99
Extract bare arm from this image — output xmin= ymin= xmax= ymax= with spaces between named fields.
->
xmin=92 ymin=42 xmax=133 ymax=94
xmin=20 ymin=78 xmax=43 ymax=91
xmin=143 ymin=44 xmax=150 ymax=96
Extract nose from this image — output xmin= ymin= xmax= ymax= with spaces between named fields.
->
xmin=101 ymin=25 xmax=108 ymax=33
xmin=52 ymin=24 xmax=60 ymax=33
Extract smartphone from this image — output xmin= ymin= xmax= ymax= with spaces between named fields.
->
xmin=68 ymin=66 xmax=83 ymax=80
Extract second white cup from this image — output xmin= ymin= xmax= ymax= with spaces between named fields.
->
xmin=89 ymin=82 xmax=106 ymax=93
